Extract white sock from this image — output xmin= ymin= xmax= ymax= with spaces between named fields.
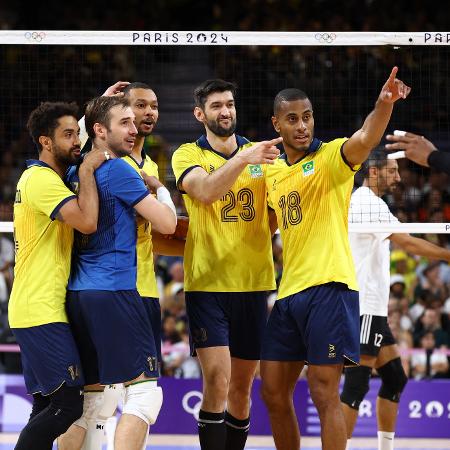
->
xmin=346 ymin=438 xmax=352 ymax=450
xmin=105 ymin=416 xmax=118 ymax=450
xmin=378 ymin=431 xmax=395 ymax=450
xmin=81 ymin=418 xmax=106 ymax=450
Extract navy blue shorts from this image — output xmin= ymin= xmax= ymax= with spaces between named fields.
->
xmin=261 ymin=283 xmax=360 ymax=365
xmin=185 ymin=291 xmax=268 ymax=360
xmin=12 ymin=323 xmax=84 ymax=395
xmin=141 ymin=297 xmax=162 ymax=366
xmin=66 ymin=290 xmax=159 ymax=385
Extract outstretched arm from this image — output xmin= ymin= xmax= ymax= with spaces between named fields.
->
xmin=180 ymin=138 xmax=282 ymax=205
xmin=343 ymin=67 xmax=411 ymax=167
xmin=390 ymin=233 xmax=450 ymax=262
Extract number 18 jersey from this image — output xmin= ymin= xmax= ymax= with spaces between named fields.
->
xmin=172 ymin=135 xmax=275 ymax=292
xmin=266 ymin=138 xmax=359 ymax=300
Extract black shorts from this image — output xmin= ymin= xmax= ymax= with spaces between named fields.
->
xmin=359 ymin=314 xmax=396 ymax=357
xmin=185 ymin=291 xmax=268 ymax=360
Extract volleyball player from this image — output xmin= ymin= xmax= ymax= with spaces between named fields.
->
xmin=9 ymin=102 xmax=107 ymax=449
xmin=341 ymin=149 xmax=450 ymax=450
xmin=260 ymin=67 xmax=410 ymax=450
xmin=171 ymin=79 xmax=281 ymax=450
xmin=63 ymin=96 xmax=177 ymax=450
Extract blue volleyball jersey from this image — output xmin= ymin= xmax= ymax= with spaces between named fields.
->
xmin=67 ymin=158 xmax=150 ymax=291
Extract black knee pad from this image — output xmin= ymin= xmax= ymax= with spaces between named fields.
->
xmin=377 ymin=357 xmax=407 ymax=403
xmin=340 ymin=365 xmax=372 ymax=410
xmin=15 ymin=385 xmax=83 ymax=450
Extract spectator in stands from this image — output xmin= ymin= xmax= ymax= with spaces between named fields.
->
xmin=410 ymin=331 xmax=449 ymax=379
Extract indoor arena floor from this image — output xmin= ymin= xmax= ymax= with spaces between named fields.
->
xmin=1 ymin=434 xmax=449 ymax=449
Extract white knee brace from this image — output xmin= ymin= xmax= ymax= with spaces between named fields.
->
xmin=73 ymin=391 xmax=104 ymax=430
xmin=98 ymin=384 xmax=124 ymax=419
xmin=122 ymin=381 xmax=163 ymax=425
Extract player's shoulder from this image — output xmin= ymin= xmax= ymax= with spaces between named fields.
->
xmin=319 ymin=137 xmax=348 ymax=154
xmin=22 ymin=160 xmax=62 ymax=187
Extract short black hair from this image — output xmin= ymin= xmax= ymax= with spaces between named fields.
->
xmin=273 ymin=88 xmax=309 ymax=115
xmin=194 ymin=79 xmax=237 ymax=109
xmin=123 ymin=82 xmax=154 ymax=96
xmin=85 ymin=96 xmax=130 ymax=140
xmin=361 ymin=147 xmax=389 ymax=178
xmin=27 ymin=101 xmax=78 ymax=153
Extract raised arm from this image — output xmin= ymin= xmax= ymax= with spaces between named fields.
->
xmin=343 ymin=67 xmax=411 ymax=167
xmin=57 ymin=148 xmax=108 ymax=234
xmin=78 ymin=81 xmax=131 ymax=148
xmin=180 ymin=138 xmax=282 ymax=205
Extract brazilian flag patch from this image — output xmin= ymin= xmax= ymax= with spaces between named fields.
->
xmin=248 ymin=164 xmax=263 ymax=178
xmin=302 ymin=160 xmax=315 ymax=177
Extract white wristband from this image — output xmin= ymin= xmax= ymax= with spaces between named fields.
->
xmin=156 ymin=186 xmax=177 ymax=219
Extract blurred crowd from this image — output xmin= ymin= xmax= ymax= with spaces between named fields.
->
xmin=0 ymin=1 xmax=449 ymax=378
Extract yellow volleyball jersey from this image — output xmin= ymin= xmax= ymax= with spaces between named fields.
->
xmin=172 ymin=135 xmax=275 ymax=292
xmin=122 ymin=152 xmax=160 ymax=298
xmin=266 ymin=138 xmax=359 ymax=300
xmin=9 ymin=160 xmax=76 ymax=328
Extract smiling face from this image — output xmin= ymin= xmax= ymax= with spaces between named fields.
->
xmin=103 ymin=105 xmax=137 ymax=157
xmin=272 ymin=98 xmax=314 ymax=153
xmin=195 ymin=90 xmax=237 ymax=137
xmin=126 ymin=88 xmax=159 ymax=137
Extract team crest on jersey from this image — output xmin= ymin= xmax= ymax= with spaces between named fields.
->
xmin=248 ymin=164 xmax=263 ymax=178
xmin=302 ymin=161 xmax=315 ymax=177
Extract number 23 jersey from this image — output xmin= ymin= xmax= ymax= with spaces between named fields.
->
xmin=266 ymin=138 xmax=359 ymax=300
xmin=172 ymin=135 xmax=275 ymax=292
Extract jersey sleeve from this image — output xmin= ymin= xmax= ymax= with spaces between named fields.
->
xmin=327 ymin=138 xmax=362 ymax=181
xmin=171 ymin=144 xmax=202 ymax=192
xmin=109 ymin=159 xmax=150 ymax=207
xmin=26 ymin=169 xmax=77 ymax=220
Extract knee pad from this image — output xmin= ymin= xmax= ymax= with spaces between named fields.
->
xmin=73 ymin=391 xmax=104 ymax=430
xmin=377 ymin=357 xmax=407 ymax=403
xmin=340 ymin=365 xmax=372 ymax=410
xmin=122 ymin=381 xmax=163 ymax=425
xmin=98 ymin=384 xmax=124 ymax=419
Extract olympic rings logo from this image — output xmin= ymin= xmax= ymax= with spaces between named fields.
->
xmin=314 ymin=32 xmax=336 ymax=43
xmin=182 ymin=390 xmax=203 ymax=420
xmin=24 ymin=32 xmax=46 ymax=42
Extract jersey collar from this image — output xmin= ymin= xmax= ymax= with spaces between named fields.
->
xmin=126 ymin=148 xmax=147 ymax=169
xmin=196 ymin=134 xmax=250 ymax=160
xmin=26 ymin=159 xmax=54 ymax=170
xmin=280 ymin=137 xmax=322 ymax=166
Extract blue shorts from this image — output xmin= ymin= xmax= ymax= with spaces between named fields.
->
xmin=66 ymin=290 xmax=159 ymax=385
xmin=12 ymin=323 xmax=84 ymax=395
xmin=261 ymin=283 xmax=359 ymax=365
xmin=141 ymin=297 xmax=162 ymax=366
xmin=185 ymin=291 xmax=268 ymax=360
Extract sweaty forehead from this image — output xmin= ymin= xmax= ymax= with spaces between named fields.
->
xmin=111 ymin=105 xmax=135 ymax=120
xmin=386 ymin=159 xmax=399 ymax=170
xmin=277 ymin=98 xmax=312 ymax=116
xmin=128 ymin=88 xmax=157 ymax=103
xmin=55 ymin=115 xmax=79 ymax=132
xmin=205 ymin=91 xmax=235 ymax=106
